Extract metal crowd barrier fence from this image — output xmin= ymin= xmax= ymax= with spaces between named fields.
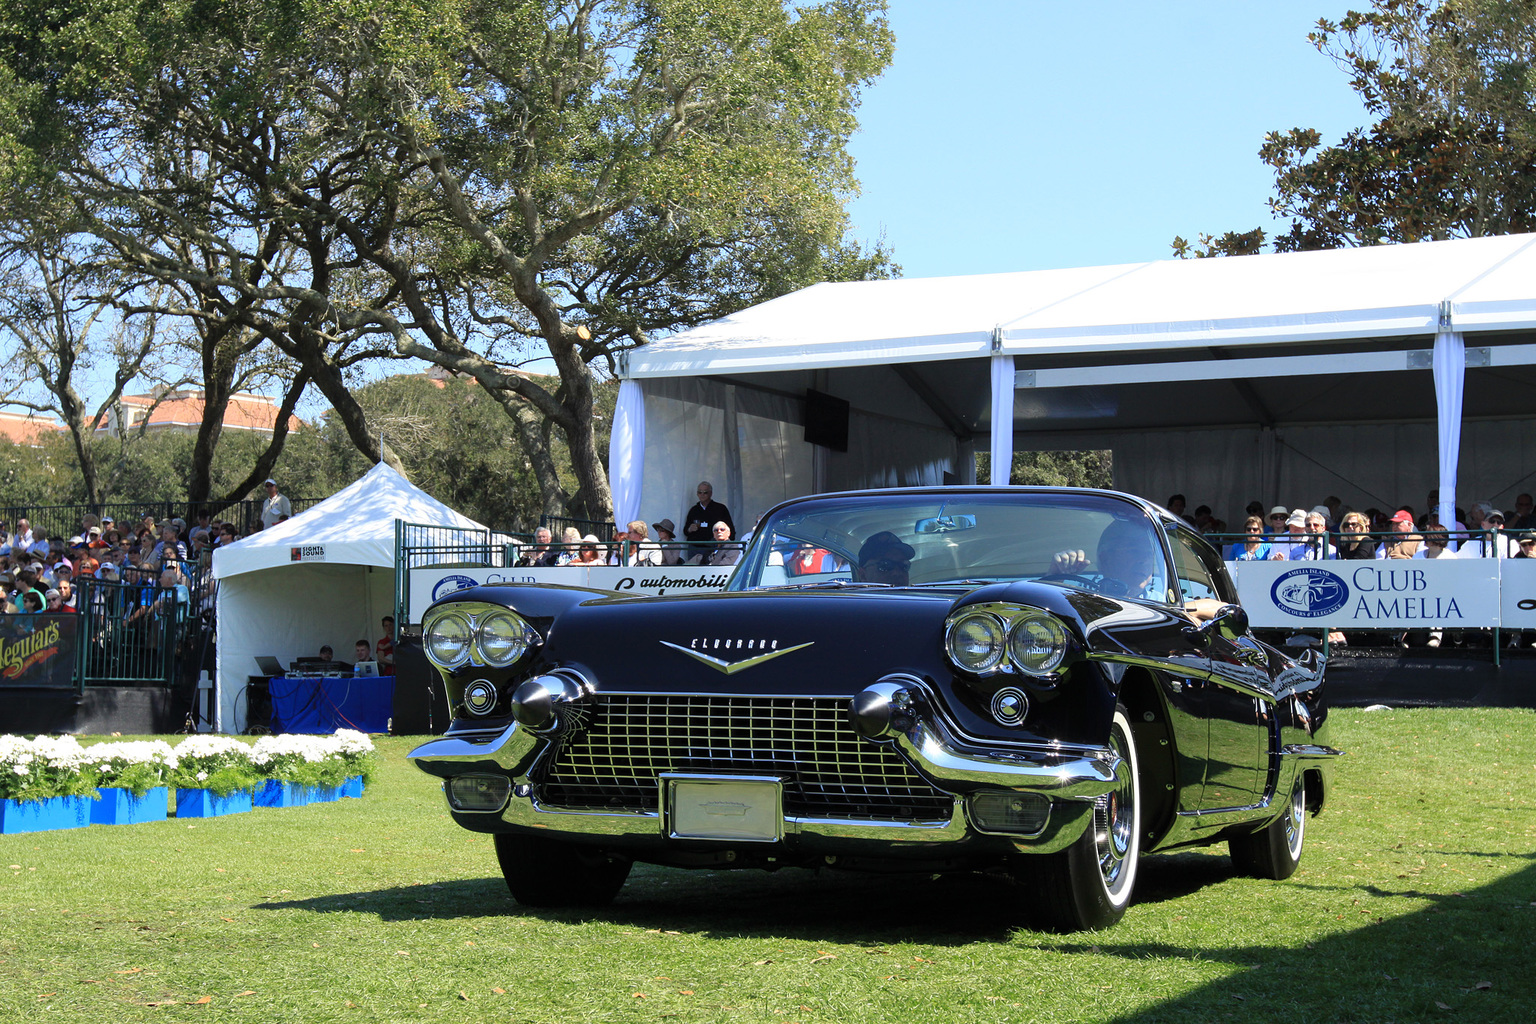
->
xmin=74 ymin=577 xmax=195 ymax=688
xmin=538 ymin=514 xmax=615 ymax=543
xmin=0 ymin=497 xmax=320 ymax=547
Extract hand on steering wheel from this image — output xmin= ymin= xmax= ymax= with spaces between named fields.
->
xmin=1051 ymin=549 xmax=1090 ymax=575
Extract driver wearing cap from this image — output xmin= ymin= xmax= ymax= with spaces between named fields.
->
xmin=854 ymin=531 xmax=915 ymax=586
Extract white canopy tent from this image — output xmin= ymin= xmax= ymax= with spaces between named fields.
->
xmin=210 ymin=462 xmax=489 ymax=734
xmin=610 ymin=233 xmax=1536 ymax=535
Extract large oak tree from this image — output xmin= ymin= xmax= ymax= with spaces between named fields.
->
xmin=1 ymin=0 xmax=894 ymax=520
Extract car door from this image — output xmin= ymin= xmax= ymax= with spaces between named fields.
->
xmin=1168 ymin=526 xmax=1270 ymax=813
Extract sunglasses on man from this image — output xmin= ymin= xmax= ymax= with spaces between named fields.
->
xmin=862 ymin=557 xmax=910 ymax=573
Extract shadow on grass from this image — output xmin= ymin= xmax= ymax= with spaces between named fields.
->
xmin=1085 ymin=853 xmax=1536 ymax=1023
xmin=255 ymin=846 xmax=1297 ymax=945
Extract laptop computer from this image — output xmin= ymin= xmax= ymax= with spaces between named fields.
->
xmin=254 ymin=655 xmax=284 ymax=677
xmin=353 ymin=660 xmax=380 ymax=676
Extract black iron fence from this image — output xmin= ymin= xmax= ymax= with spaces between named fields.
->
xmin=538 ymin=514 xmax=616 ymax=543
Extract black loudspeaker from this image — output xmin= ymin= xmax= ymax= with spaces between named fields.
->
xmin=804 ymin=389 xmax=850 ymax=452
xmin=390 ymin=639 xmax=451 ymax=735
xmin=244 ymin=676 xmax=273 ymax=734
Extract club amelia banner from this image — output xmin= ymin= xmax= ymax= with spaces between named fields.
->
xmin=1230 ymin=559 xmax=1501 ymax=629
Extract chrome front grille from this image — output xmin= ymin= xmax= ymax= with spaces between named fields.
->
xmin=539 ymin=694 xmax=953 ymax=821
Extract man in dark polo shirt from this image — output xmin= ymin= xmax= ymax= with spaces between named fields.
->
xmin=683 ymin=481 xmax=733 ymax=560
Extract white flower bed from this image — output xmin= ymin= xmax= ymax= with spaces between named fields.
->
xmin=0 ymin=734 xmax=97 ymax=801
xmin=0 ymin=730 xmax=376 ymax=804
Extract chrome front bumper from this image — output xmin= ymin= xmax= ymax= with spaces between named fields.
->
xmin=409 ymin=696 xmax=1124 ymax=855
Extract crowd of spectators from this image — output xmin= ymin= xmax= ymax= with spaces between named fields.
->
xmin=0 ymin=501 xmax=275 ymax=617
xmin=514 ymin=481 xmax=745 ymax=568
xmin=1166 ymin=490 xmax=1536 ymax=649
xmin=1160 ymin=490 xmax=1536 ymax=563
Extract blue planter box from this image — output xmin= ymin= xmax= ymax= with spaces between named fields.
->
xmin=90 ymin=787 xmax=168 ymax=826
xmin=341 ymin=777 xmax=364 ymax=799
xmin=254 ymin=780 xmax=308 ymax=808
xmin=174 ymin=789 xmax=253 ymax=818
xmin=308 ymin=784 xmax=342 ymax=804
xmin=0 ymin=796 xmax=91 ymax=835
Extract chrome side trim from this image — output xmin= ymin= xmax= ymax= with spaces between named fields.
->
xmin=1282 ymin=743 xmax=1345 ymax=759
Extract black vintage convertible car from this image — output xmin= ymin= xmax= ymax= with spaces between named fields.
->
xmin=409 ymin=488 xmax=1340 ymax=930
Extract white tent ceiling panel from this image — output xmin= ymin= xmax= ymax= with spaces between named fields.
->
xmin=999 ymin=235 xmax=1536 ymax=353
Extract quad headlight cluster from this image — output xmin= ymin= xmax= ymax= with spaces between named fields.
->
xmin=944 ymin=603 xmax=1071 ymax=679
xmin=423 ymin=604 xmax=541 ymax=672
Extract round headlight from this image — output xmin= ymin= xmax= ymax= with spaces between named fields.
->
xmin=424 ymin=612 xmax=473 ymax=669
xmin=1008 ymin=614 xmax=1068 ymax=675
xmin=477 ymin=611 xmax=535 ymax=668
xmin=947 ymin=612 xmax=1006 ymax=672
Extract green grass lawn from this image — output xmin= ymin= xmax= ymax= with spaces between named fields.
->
xmin=2 ymin=708 xmax=1533 ymax=1023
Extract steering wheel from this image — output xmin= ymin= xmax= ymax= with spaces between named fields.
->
xmin=1044 ymin=573 xmax=1100 ymax=589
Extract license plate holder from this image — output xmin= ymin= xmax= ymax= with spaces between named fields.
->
xmin=660 ymin=773 xmax=783 ymax=842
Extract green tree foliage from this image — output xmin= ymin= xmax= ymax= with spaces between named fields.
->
xmin=0 ymin=0 xmax=896 ymax=521
xmin=1174 ymin=0 xmax=1536 ymax=256
xmin=974 ymin=450 xmax=1113 ymax=488
xmin=302 ymin=374 xmax=557 ymax=532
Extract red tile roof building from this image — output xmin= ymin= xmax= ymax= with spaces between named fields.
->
xmin=92 ymin=389 xmax=303 ymax=438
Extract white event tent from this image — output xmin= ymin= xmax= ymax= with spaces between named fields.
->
xmin=211 ymin=462 xmax=489 ymax=734
xmin=608 ymin=233 xmax=1536 ymax=534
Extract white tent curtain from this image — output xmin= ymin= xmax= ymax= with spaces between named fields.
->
xmin=1433 ymin=329 xmax=1465 ymax=532
xmin=989 ymin=353 xmax=1015 ymax=485
xmin=609 ymin=379 xmax=646 ymax=527
xmin=637 ymin=375 xmax=954 ymax=530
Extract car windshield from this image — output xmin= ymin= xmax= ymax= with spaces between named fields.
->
xmin=731 ymin=491 xmax=1173 ymax=602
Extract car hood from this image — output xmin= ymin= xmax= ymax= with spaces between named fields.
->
xmin=545 ymin=586 xmax=964 ymax=696
xmin=537 ymin=580 xmax=1209 ymax=697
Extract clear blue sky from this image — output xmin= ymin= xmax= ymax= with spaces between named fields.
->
xmin=844 ymin=1 xmax=1369 ymax=279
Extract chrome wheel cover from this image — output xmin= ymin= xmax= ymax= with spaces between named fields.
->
xmin=1282 ymin=780 xmax=1306 ymax=859
xmin=1093 ymin=719 xmax=1139 ymax=901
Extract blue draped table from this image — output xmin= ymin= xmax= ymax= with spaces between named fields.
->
xmin=267 ymin=675 xmax=394 ymax=734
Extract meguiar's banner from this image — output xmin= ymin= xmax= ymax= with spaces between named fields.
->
xmin=0 ymin=615 xmax=77 ymax=688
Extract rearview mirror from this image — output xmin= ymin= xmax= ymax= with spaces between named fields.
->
xmin=915 ymin=514 xmax=976 ymax=534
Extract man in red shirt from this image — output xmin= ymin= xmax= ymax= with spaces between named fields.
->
xmin=376 ymin=615 xmax=396 ymax=675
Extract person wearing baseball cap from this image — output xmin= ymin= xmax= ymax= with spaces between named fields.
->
xmin=1468 ymin=501 xmax=1518 ymax=558
xmin=261 ymin=478 xmax=292 ymax=528
xmin=1381 ymin=509 xmax=1421 ymax=559
xmin=855 ymin=531 xmax=916 ymax=586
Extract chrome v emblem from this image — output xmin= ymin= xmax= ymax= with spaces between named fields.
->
xmin=659 ymin=640 xmax=815 ymax=675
